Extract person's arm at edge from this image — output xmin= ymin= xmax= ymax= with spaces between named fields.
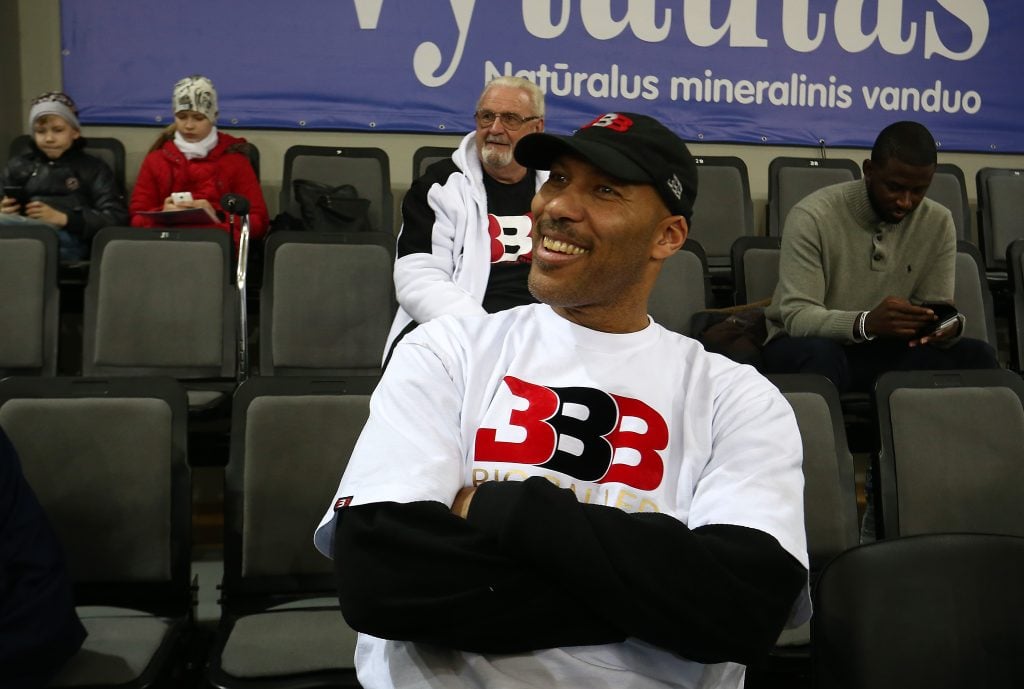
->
xmin=0 ymin=427 xmax=86 ymax=682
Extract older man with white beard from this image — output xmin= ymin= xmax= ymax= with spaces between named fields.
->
xmin=383 ymin=76 xmax=547 ymax=365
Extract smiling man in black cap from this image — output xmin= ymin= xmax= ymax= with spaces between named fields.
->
xmin=316 ymin=112 xmax=809 ymax=689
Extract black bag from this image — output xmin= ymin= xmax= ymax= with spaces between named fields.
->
xmin=691 ymin=303 xmax=769 ymax=368
xmin=293 ymin=178 xmax=372 ymax=233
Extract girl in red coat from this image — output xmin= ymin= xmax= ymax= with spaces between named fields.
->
xmin=129 ymin=75 xmax=268 ymax=246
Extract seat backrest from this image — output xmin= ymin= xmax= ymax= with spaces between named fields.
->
xmin=10 ymin=133 xmax=128 ymax=195
xmin=223 ymin=376 xmax=377 ymax=602
xmin=730 ymin=236 xmax=781 ymax=305
xmin=83 ymin=137 xmax=128 ymax=195
xmin=649 ymin=240 xmax=710 ymax=336
xmin=874 ymin=369 xmax=1024 ymax=538
xmin=0 ymin=376 xmax=190 ymax=614
xmin=239 ymin=140 xmax=260 ymax=180
xmin=976 ymin=167 xmax=1024 ymax=272
xmin=412 ymin=145 xmax=457 ymax=181
xmin=767 ymin=157 xmax=861 ymax=236
xmin=813 ymin=533 xmax=1024 ymax=689
xmin=280 ymin=145 xmax=394 ymax=235
xmin=1008 ymin=239 xmax=1024 ymax=372
xmin=260 ymin=231 xmax=395 ymax=376
xmin=83 ymin=227 xmax=235 ymax=379
xmin=689 ymin=156 xmax=754 ymax=268
xmin=0 ymin=225 xmax=60 ymax=376
xmin=769 ymin=374 xmax=858 ymax=573
xmin=927 ymin=163 xmax=971 ymax=242
xmin=954 ymin=240 xmax=997 ymax=345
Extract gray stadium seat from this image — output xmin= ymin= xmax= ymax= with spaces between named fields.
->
xmin=259 ymin=231 xmax=395 ymax=376
xmin=730 ymin=236 xmax=781 ymax=305
xmin=1008 ymin=239 xmax=1024 ymax=372
xmin=954 ymin=240 xmax=997 ymax=346
xmin=649 ymin=239 xmax=711 ymax=336
xmin=754 ymin=374 xmax=857 ymax=676
xmin=280 ymin=145 xmax=394 ymax=235
xmin=689 ymin=156 xmax=754 ymax=275
xmin=0 ymin=224 xmax=59 ymax=376
xmin=767 ymin=157 xmax=861 ymax=236
xmin=813 ymin=533 xmax=1024 ymax=689
xmin=205 ymin=375 xmax=376 ymax=688
xmin=874 ymin=369 xmax=1024 ymax=539
xmin=976 ymin=167 xmax=1024 ymax=274
xmin=927 ymin=163 xmax=971 ymax=242
xmin=82 ymin=227 xmax=237 ymax=411
xmin=412 ymin=145 xmax=456 ymax=180
xmin=0 ymin=376 xmax=192 ymax=688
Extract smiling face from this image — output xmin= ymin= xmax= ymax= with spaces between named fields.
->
xmin=528 ymin=154 xmax=687 ymax=332
xmin=863 ymin=156 xmax=936 ymax=224
xmin=474 ymin=85 xmax=543 ymax=182
xmin=32 ymin=114 xmax=80 ymax=159
xmin=174 ymin=110 xmax=214 ymax=142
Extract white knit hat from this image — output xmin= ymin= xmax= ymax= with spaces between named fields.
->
xmin=172 ymin=75 xmax=218 ymax=122
xmin=28 ymin=91 xmax=80 ymax=131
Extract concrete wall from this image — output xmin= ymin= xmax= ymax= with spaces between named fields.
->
xmin=15 ymin=0 xmax=1024 ymax=238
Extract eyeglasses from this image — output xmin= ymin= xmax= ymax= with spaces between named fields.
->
xmin=474 ymin=110 xmax=541 ymax=131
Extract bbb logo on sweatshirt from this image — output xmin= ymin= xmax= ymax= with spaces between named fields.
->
xmin=474 ymin=376 xmax=667 ymax=491
xmin=488 ymin=213 xmax=533 ymax=263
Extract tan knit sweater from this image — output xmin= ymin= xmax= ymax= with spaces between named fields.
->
xmin=766 ymin=179 xmax=956 ymax=343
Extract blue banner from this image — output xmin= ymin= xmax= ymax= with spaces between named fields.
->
xmin=61 ymin=1 xmax=1021 ymax=152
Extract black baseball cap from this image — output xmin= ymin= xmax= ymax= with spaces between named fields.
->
xmin=514 ymin=112 xmax=699 ymax=221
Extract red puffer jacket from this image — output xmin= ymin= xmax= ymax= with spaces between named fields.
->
xmin=129 ymin=131 xmax=269 ymax=245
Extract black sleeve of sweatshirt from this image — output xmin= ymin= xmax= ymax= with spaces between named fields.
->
xmin=469 ymin=477 xmax=806 ymax=665
xmin=335 ymin=477 xmax=805 ymax=664
xmin=334 ymin=499 xmax=626 ymax=653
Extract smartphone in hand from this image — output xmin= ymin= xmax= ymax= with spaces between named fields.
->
xmin=171 ymin=191 xmax=194 ymax=205
xmin=915 ymin=302 xmax=960 ymax=338
xmin=3 ymin=185 xmax=28 ymax=208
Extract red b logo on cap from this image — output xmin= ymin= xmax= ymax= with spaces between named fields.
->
xmin=585 ymin=113 xmax=633 ymax=132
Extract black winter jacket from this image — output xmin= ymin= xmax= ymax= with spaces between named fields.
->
xmin=1 ymin=140 xmax=128 ymax=240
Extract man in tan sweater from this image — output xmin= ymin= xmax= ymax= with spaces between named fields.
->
xmin=762 ymin=121 xmax=998 ymax=393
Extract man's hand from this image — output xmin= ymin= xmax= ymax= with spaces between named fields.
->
xmin=863 ymin=297 xmax=935 ymax=340
xmin=912 ymin=315 xmax=960 ymax=347
xmin=23 ymin=201 xmax=68 ymax=227
xmin=451 ymin=486 xmax=477 ymax=519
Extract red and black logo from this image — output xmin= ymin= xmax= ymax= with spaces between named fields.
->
xmin=583 ymin=112 xmax=634 ymax=133
xmin=488 ymin=212 xmax=534 ymax=263
xmin=475 ymin=376 xmax=667 ymax=490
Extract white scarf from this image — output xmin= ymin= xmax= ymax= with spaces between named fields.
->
xmin=174 ymin=126 xmax=219 ymax=160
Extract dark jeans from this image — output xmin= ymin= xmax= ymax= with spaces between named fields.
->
xmin=761 ymin=335 xmax=1000 ymax=393
xmin=57 ymin=228 xmax=88 ymax=261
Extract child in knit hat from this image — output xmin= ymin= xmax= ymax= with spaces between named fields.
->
xmin=0 ymin=91 xmax=128 ymax=260
xmin=129 ymin=75 xmax=269 ymax=246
